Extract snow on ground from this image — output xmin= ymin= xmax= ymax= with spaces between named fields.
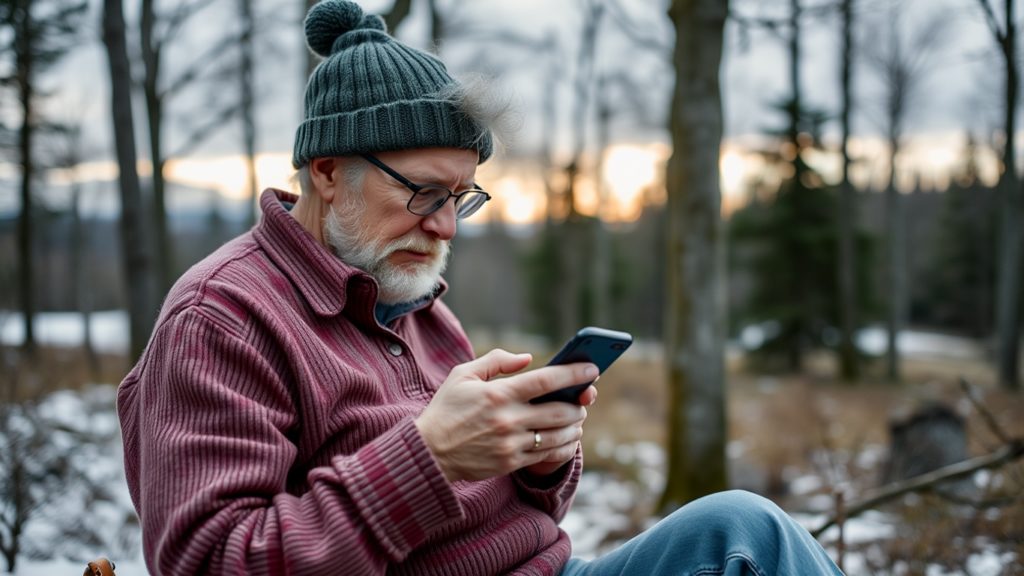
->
xmin=8 ymin=389 xmax=1016 ymax=575
xmin=2 ymin=315 xmax=1016 ymax=574
xmin=0 ymin=311 xmax=998 ymax=361
xmin=0 ymin=311 xmax=129 ymax=354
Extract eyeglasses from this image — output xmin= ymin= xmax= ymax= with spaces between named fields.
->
xmin=361 ymin=154 xmax=491 ymax=219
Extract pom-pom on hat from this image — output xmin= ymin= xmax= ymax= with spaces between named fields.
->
xmin=292 ymin=0 xmax=493 ymax=168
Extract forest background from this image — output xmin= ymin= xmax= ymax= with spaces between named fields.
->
xmin=1 ymin=0 xmax=1023 ymax=573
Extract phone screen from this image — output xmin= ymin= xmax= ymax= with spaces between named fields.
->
xmin=530 ymin=327 xmax=633 ymax=404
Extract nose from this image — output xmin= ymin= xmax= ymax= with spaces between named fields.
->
xmin=420 ymin=199 xmax=457 ymax=240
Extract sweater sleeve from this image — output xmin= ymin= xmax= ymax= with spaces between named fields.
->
xmin=510 ymin=445 xmax=582 ymax=523
xmin=119 ymin=307 xmax=464 ymax=576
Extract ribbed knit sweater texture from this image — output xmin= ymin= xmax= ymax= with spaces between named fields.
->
xmin=118 ymin=189 xmax=580 ymax=575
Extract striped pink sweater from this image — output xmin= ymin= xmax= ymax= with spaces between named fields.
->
xmin=118 ymin=189 xmax=581 ymax=575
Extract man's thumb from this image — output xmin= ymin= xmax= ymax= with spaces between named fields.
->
xmin=465 ymin=349 xmax=532 ymax=381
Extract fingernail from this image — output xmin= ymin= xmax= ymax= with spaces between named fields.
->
xmin=585 ymin=365 xmax=599 ymax=379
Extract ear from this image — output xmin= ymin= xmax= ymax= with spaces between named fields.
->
xmin=308 ymin=157 xmax=340 ymax=203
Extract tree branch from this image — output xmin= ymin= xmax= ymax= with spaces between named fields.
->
xmin=161 ymin=31 xmax=245 ymax=100
xmin=974 ymin=0 xmax=1006 ymax=42
xmin=382 ymin=0 xmax=413 ymax=34
xmin=960 ymin=377 xmax=1013 ymax=444
xmin=604 ymin=0 xmax=671 ymax=54
xmin=160 ymin=0 xmax=221 ymax=46
xmin=811 ymin=440 xmax=1024 ymax=538
xmin=170 ymin=104 xmax=242 ymax=158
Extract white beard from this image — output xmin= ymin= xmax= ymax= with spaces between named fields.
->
xmin=323 ymin=204 xmax=450 ymax=305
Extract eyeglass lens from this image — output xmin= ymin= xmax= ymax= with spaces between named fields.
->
xmin=409 ymin=186 xmax=488 ymax=219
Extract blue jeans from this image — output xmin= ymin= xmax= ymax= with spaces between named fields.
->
xmin=560 ymin=490 xmax=844 ymax=576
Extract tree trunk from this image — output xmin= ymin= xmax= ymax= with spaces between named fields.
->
xmin=104 ymin=0 xmax=157 ymax=361
xmin=557 ymin=0 xmax=603 ymax=338
xmin=14 ymin=0 xmax=36 ymax=357
xmin=786 ymin=0 xmax=806 ymax=372
xmin=883 ymin=10 xmax=906 ymax=384
xmin=885 ymin=131 xmax=905 ymax=382
xmin=995 ymin=0 xmax=1022 ymax=390
xmin=239 ymin=0 xmax=258 ymax=228
xmin=591 ymin=80 xmax=611 ymax=328
xmin=71 ymin=182 xmax=99 ymax=377
xmin=836 ymin=0 xmax=860 ymax=380
xmin=659 ymin=0 xmax=729 ymax=512
xmin=140 ymin=0 xmax=172 ymax=297
xmin=304 ymin=0 xmax=319 ymax=78
xmin=427 ymin=0 xmax=444 ymax=53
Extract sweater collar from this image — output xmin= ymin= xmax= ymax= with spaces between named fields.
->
xmin=252 ymin=188 xmax=446 ymax=319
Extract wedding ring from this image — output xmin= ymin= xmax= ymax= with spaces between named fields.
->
xmin=533 ymin=430 xmax=542 ymax=450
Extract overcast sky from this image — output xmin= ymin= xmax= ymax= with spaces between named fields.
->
xmin=18 ymin=0 xmax=1008 ymax=181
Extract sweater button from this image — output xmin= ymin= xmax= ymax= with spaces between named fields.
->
xmin=387 ymin=342 xmax=403 ymax=357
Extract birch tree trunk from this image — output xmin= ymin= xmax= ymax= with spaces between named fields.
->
xmin=659 ymin=0 xmax=729 ymax=512
xmin=103 ymin=0 xmax=157 ymax=362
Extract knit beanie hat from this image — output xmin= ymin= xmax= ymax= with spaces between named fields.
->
xmin=292 ymin=0 xmax=494 ymax=168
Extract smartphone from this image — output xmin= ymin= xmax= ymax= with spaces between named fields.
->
xmin=529 ymin=326 xmax=633 ymax=404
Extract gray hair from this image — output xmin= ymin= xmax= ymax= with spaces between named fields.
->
xmin=432 ymin=73 xmax=519 ymax=156
xmin=293 ymin=158 xmax=367 ymax=207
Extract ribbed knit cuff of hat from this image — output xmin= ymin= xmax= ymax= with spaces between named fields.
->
xmin=292 ymin=99 xmax=493 ymax=168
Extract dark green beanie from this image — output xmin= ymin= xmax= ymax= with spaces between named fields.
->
xmin=292 ymin=0 xmax=494 ymax=168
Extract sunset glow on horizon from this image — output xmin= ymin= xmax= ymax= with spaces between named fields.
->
xmin=27 ymin=132 xmax=997 ymax=223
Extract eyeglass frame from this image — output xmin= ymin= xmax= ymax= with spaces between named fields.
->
xmin=360 ymin=153 xmax=492 ymax=219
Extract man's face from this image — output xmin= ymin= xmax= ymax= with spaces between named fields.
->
xmin=323 ymin=147 xmax=478 ymax=305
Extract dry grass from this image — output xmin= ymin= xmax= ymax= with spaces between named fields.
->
xmin=2 ymin=345 xmax=129 ymax=402
xmin=509 ymin=338 xmax=1024 ymax=571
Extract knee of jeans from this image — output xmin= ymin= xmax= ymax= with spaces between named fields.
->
xmin=674 ymin=490 xmax=788 ymax=535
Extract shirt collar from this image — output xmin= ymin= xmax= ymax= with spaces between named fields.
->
xmin=373 ymin=285 xmax=441 ymax=327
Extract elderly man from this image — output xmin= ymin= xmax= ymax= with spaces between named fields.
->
xmin=117 ymin=1 xmax=845 ymax=574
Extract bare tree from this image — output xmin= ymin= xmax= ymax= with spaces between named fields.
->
xmin=731 ymin=0 xmax=836 ymax=372
xmin=53 ymin=122 xmax=100 ymax=377
xmin=836 ymin=0 xmax=860 ymax=380
xmin=589 ymin=0 xmax=670 ymax=328
xmin=103 ymin=0 xmax=158 ymax=362
xmin=975 ymin=0 xmax=1022 ymax=390
xmin=238 ymin=0 xmax=258 ymax=228
xmin=659 ymin=0 xmax=729 ymax=511
xmin=140 ymin=0 xmax=239 ymax=295
xmin=553 ymin=0 xmax=605 ymax=339
xmin=864 ymin=1 xmax=946 ymax=382
xmin=0 ymin=0 xmax=88 ymax=358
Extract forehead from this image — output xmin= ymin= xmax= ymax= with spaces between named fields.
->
xmin=374 ymin=147 xmax=478 ymax=186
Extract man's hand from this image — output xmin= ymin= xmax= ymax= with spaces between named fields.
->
xmin=414 ymin=349 xmax=598 ymax=483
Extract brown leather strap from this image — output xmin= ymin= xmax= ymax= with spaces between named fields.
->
xmin=83 ymin=558 xmax=116 ymax=576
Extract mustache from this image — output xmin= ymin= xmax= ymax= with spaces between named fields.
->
xmin=383 ymin=235 xmax=448 ymax=257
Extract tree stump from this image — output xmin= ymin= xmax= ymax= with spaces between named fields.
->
xmin=881 ymin=402 xmax=971 ymax=495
